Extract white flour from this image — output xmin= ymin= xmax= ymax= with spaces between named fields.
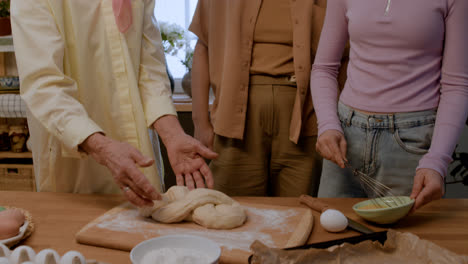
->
xmin=140 ymin=248 xmax=209 ymax=264
xmin=96 ymin=205 xmax=299 ymax=251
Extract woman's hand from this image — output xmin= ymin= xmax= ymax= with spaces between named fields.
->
xmin=165 ymin=133 xmax=217 ymax=190
xmin=194 ymin=121 xmax=215 ymax=150
xmin=410 ymin=168 xmax=444 ymax=212
xmin=81 ymin=133 xmax=161 ymax=207
xmin=316 ymin=130 xmax=348 ymax=168
xmin=154 ymin=115 xmax=218 ymax=190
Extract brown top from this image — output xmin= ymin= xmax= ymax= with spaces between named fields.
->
xmin=250 ymin=0 xmax=294 ymax=76
xmin=190 ymin=0 xmax=348 ymax=142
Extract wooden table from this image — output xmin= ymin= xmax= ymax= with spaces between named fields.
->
xmin=1 ymin=191 xmax=467 ymax=263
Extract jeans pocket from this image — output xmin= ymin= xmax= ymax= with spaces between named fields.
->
xmin=393 ymin=123 xmax=434 ymax=155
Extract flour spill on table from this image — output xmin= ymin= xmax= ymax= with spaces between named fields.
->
xmin=246 ymin=207 xmax=297 ymax=234
xmin=96 ymin=205 xmax=299 ymax=251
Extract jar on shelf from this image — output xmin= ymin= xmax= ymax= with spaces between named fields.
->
xmin=0 ymin=124 xmax=9 ymax=151
xmin=9 ymin=125 xmax=27 ymax=153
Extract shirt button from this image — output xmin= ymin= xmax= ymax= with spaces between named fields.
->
xmin=298 ymin=65 xmax=304 ymax=71
xmin=301 ymin=88 xmax=306 ymax=95
xmin=295 ymin=19 xmax=299 ymax=25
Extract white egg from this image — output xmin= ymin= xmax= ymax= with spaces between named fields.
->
xmin=60 ymin=251 xmax=86 ymax=264
xmin=0 ymin=257 xmax=10 ymax=264
xmin=35 ymin=249 xmax=60 ymax=264
xmin=320 ymin=209 xmax=348 ymax=232
xmin=0 ymin=243 xmax=10 ymax=258
xmin=9 ymin=245 xmax=36 ymax=264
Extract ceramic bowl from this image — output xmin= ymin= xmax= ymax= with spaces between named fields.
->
xmin=130 ymin=234 xmax=221 ymax=264
xmin=352 ymin=196 xmax=414 ymax=224
xmin=0 ymin=76 xmax=19 ymax=89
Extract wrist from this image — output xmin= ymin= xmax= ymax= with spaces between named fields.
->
xmin=153 ymin=115 xmax=186 ymax=144
xmin=80 ymin=132 xmax=108 ymax=155
xmin=193 ymin=116 xmax=212 ymax=129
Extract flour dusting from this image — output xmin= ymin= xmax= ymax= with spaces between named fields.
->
xmin=246 ymin=207 xmax=297 ymax=234
xmin=140 ymin=248 xmax=209 ymax=264
xmin=96 ymin=205 xmax=300 ymax=251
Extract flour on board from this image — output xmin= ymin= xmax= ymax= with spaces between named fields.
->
xmin=96 ymin=205 xmax=299 ymax=251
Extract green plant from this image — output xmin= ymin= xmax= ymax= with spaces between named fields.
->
xmin=159 ymin=21 xmax=186 ymax=56
xmin=159 ymin=21 xmax=194 ymax=71
xmin=181 ymin=46 xmax=194 ymax=71
xmin=0 ymin=0 xmax=9 ymax=18
xmin=448 ymin=149 xmax=468 ymax=185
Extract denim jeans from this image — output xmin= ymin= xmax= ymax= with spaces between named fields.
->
xmin=317 ymin=102 xmax=437 ymax=198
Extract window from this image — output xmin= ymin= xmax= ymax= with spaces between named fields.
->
xmin=155 ymin=0 xmax=198 ymax=94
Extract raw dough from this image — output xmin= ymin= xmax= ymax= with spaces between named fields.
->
xmin=139 ymin=186 xmax=246 ymax=229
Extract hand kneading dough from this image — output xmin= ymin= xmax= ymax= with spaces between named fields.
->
xmin=139 ymin=186 xmax=246 ymax=229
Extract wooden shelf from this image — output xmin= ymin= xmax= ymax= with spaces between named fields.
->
xmin=172 ymin=93 xmax=214 ymax=112
xmin=0 ymin=151 xmax=32 ymax=159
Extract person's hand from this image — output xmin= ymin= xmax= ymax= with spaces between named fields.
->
xmin=154 ymin=115 xmax=218 ymax=190
xmin=410 ymin=168 xmax=444 ymax=212
xmin=194 ymin=121 xmax=214 ymax=150
xmin=165 ymin=133 xmax=218 ymax=190
xmin=80 ymin=133 xmax=161 ymax=207
xmin=316 ymin=130 xmax=347 ymax=168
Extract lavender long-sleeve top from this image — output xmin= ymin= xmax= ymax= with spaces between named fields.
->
xmin=310 ymin=0 xmax=468 ymax=177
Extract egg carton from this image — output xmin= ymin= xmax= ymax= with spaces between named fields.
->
xmin=0 ymin=244 xmax=107 ymax=264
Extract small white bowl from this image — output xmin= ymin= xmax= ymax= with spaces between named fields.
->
xmin=130 ymin=235 xmax=221 ymax=264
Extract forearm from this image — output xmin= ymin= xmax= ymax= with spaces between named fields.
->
xmin=191 ymin=41 xmax=211 ymax=127
xmin=12 ymin=0 xmax=103 ymax=156
xmin=418 ymin=88 xmax=468 ymax=177
xmin=152 ymin=115 xmax=185 ymax=145
xmin=310 ymin=0 xmax=349 ymax=137
xmin=418 ymin=0 xmax=468 ymax=177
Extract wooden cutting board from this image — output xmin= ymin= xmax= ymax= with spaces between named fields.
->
xmin=76 ymin=201 xmax=313 ymax=264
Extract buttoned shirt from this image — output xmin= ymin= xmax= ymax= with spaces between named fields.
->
xmin=190 ymin=0 xmax=348 ymax=143
xmin=11 ymin=0 xmax=176 ymax=193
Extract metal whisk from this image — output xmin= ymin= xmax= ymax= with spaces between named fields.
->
xmin=345 ymin=162 xmax=405 ymax=207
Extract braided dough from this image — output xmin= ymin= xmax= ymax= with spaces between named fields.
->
xmin=139 ymin=186 xmax=246 ymax=229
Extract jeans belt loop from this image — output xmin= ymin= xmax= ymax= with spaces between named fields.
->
xmin=346 ymin=108 xmax=354 ymax=127
xmin=389 ymin=114 xmax=395 ymax=133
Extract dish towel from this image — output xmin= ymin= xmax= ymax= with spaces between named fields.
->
xmin=0 ymin=94 xmax=27 ymax=118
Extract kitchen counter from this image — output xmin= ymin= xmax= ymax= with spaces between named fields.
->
xmin=1 ymin=191 xmax=467 ymax=263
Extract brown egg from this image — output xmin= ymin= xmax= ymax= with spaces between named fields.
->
xmin=0 ymin=209 xmax=25 ymax=239
xmin=0 ymin=219 xmax=22 ymax=239
xmin=0 ymin=209 xmax=25 ymax=224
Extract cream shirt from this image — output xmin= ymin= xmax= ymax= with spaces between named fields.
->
xmin=11 ymin=0 xmax=177 ymax=193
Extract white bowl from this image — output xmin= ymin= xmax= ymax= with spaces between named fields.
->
xmin=130 ymin=235 xmax=221 ymax=264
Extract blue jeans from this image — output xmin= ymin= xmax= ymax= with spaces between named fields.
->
xmin=317 ymin=102 xmax=437 ymax=198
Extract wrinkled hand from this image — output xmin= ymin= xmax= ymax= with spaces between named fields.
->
xmin=194 ymin=121 xmax=214 ymax=150
xmin=410 ymin=168 xmax=444 ymax=212
xmin=165 ymin=133 xmax=218 ymax=190
xmin=81 ymin=133 xmax=160 ymax=207
xmin=316 ymin=130 xmax=347 ymax=168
